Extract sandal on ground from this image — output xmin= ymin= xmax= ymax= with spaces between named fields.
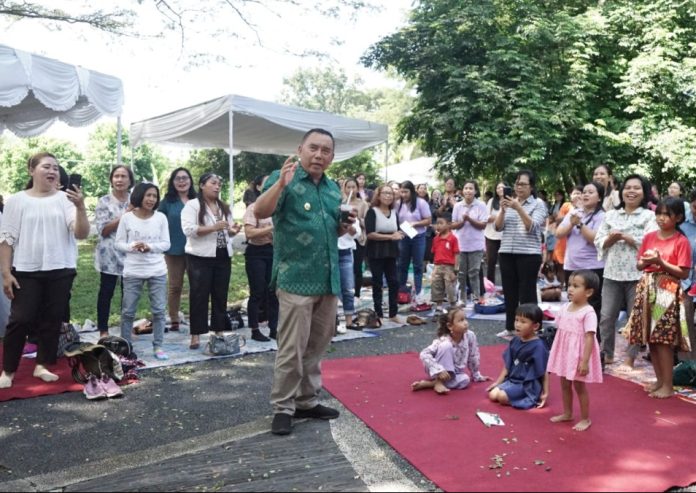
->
xmin=169 ymin=322 xmax=180 ymax=332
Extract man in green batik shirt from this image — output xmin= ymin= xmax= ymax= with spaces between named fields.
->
xmin=255 ymin=128 xmax=355 ymax=436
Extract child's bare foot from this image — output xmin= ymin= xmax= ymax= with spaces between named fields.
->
xmin=389 ymin=315 xmax=406 ymax=324
xmin=550 ymin=414 xmax=573 ymax=423
xmin=433 ymin=381 xmax=450 ymax=395
xmin=622 ymin=358 xmax=635 ymax=368
xmin=411 ymin=380 xmax=433 ymax=391
xmin=649 ymin=386 xmax=674 ymax=399
xmin=573 ymin=419 xmax=592 ymax=431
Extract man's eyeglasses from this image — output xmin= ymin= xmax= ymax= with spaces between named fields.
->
xmin=515 ymin=182 xmax=530 ymax=187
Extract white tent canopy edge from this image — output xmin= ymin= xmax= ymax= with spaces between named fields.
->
xmin=129 ymin=94 xmax=389 ymax=192
xmin=0 ymin=44 xmax=125 ymax=162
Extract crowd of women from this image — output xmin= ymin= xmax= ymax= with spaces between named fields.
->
xmin=0 ymin=151 xmax=694 ymax=393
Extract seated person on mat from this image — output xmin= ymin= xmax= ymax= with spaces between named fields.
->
xmin=412 ymin=307 xmax=490 ymax=394
xmin=486 ymin=303 xmax=550 ymax=409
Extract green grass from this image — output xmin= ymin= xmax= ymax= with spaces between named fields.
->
xmin=71 ymin=238 xmax=250 ymax=326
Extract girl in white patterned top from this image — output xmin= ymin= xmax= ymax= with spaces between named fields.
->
xmin=412 ymin=307 xmax=490 ymax=394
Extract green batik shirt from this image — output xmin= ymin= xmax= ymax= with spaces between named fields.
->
xmin=263 ymin=166 xmax=341 ymax=296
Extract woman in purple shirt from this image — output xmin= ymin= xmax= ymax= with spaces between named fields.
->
xmin=396 ymin=181 xmax=432 ymax=310
xmin=555 ymin=181 xmax=606 ymax=336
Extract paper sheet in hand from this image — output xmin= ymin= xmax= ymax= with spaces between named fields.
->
xmin=400 ymin=221 xmax=418 ymax=239
xmin=476 ymin=411 xmax=505 ymax=427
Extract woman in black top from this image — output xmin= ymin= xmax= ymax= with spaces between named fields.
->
xmin=365 ymin=185 xmax=405 ymax=324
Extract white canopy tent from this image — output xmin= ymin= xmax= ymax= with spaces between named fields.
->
xmin=0 ymin=44 xmax=125 ymax=160
xmin=130 ymin=94 xmax=389 ymax=190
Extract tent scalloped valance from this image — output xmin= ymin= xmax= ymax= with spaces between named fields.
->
xmin=0 ymin=44 xmax=124 ymax=137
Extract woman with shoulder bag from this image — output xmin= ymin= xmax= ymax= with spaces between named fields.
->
xmin=182 ymin=173 xmax=241 ymax=350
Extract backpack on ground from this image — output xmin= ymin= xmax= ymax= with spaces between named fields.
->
xmin=64 ymin=343 xmax=124 ymax=384
xmin=673 ymin=360 xmax=696 ymax=386
xmin=57 ymin=323 xmax=80 ymax=358
xmin=353 ymin=309 xmax=382 ymax=329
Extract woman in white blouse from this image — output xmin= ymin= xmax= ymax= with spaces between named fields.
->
xmin=0 ymin=152 xmax=89 ymax=388
xmin=181 ymin=173 xmax=241 ymax=350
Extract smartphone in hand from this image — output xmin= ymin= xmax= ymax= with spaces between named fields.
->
xmin=68 ymin=173 xmax=82 ymax=190
xmin=503 ymin=186 xmax=513 ymax=198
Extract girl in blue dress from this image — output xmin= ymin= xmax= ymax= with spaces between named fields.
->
xmin=487 ymin=304 xmax=550 ymax=409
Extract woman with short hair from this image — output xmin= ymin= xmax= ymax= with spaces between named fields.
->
xmin=94 ymin=165 xmax=135 ymax=338
xmin=0 ymin=152 xmax=89 ymax=388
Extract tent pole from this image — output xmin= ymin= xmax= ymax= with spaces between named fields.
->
xmin=384 ymin=135 xmax=389 ymax=182
xmin=116 ymin=116 xmax=122 ymax=167
xmin=228 ymin=110 xmax=234 ymax=203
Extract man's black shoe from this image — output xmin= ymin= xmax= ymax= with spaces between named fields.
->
xmin=271 ymin=413 xmax=292 ymax=435
xmin=293 ymin=404 xmax=340 ymax=420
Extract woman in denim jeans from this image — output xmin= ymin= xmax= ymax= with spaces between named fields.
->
xmin=338 ymin=179 xmax=362 ymax=332
xmin=115 ymin=183 xmax=171 ymax=360
xmin=396 ymin=181 xmax=432 ymax=310
xmin=594 ymin=174 xmax=657 ymax=368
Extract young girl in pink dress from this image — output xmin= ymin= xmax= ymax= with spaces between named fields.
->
xmin=625 ymin=197 xmax=692 ymax=399
xmin=547 ymin=269 xmax=603 ymax=431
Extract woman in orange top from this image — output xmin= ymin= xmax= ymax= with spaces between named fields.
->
xmin=552 ymin=186 xmax=583 ymax=288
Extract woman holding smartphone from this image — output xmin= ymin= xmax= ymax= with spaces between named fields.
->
xmin=494 ymin=169 xmax=548 ymax=337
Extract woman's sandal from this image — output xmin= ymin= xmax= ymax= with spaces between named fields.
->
xmin=169 ymin=322 xmax=180 ymax=332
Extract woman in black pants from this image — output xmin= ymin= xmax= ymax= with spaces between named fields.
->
xmin=365 ymin=185 xmax=405 ymax=324
xmin=181 ymin=173 xmax=241 ymax=350
xmin=243 ymin=196 xmax=278 ymax=342
xmin=494 ymin=169 xmax=548 ymax=337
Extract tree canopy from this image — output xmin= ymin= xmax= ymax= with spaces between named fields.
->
xmin=363 ymin=0 xmax=696 ymax=191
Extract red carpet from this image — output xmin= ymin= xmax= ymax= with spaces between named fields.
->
xmin=323 ymin=345 xmax=696 ymax=492
xmin=0 ymin=347 xmax=82 ymax=402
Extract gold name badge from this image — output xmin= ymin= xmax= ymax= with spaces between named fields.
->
xmin=304 ymin=202 xmax=311 ymax=211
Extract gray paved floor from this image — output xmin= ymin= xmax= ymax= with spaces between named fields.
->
xmin=0 ymin=317 xmax=693 ymax=492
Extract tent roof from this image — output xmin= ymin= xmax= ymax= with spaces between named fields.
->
xmin=130 ymin=94 xmax=388 ymax=162
xmin=0 ymin=44 xmax=124 ymax=137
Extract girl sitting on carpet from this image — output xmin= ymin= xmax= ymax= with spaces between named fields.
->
xmin=411 ymin=307 xmax=489 ymax=394
xmin=486 ymin=304 xmax=549 ymax=409
xmin=625 ymin=198 xmax=692 ymax=399
xmin=547 ymin=270 xmax=603 ymax=431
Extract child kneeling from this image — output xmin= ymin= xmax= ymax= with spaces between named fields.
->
xmin=487 ymin=304 xmax=549 ymax=409
xmin=412 ymin=307 xmax=489 ymax=394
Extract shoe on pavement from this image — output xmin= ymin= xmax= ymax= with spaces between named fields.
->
xmin=496 ymin=329 xmax=514 ymax=338
xmin=251 ymin=329 xmax=271 ymax=342
xmin=84 ymin=375 xmax=107 ymax=400
xmin=100 ymin=375 xmax=123 ymax=398
xmin=154 ymin=348 xmax=169 ymax=360
xmin=271 ymin=413 xmax=293 ymax=435
xmin=336 ymin=325 xmax=347 ymax=335
xmin=293 ymin=404 xmax=340 ymax=420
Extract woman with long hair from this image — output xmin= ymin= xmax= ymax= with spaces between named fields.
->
xmin=159 ymin=167 xmax=197 ymax=332
xmin=396 ymin=180 xmax=433 ymax=310
xmin=366 ymin=185 xmax=405 ymax=324
xmin=94 ymin=165 xmax=135 ymax=338
xmin=181 ymin=173 xmax=241 ymax=350
xmin=592 ymin=164 xmax=620 ymax=211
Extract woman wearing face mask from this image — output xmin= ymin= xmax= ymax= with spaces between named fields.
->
xmin=0 ymin=152 xmax=89 ymax=389
xmin=594 ymin=174 xmax=657 ymax=368
xmin=159 ymin=168 xmax=197 ymax=332
xmin=94 ymin=165 xmax=135 ymax=338
xmin=181 ymin=173 xmax=241 ymax=350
